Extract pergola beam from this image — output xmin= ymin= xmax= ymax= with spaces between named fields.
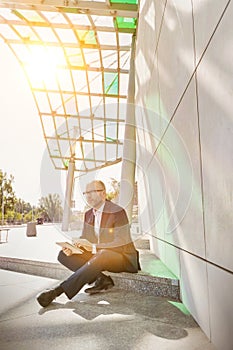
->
xmin=41 ymin=113 xmax=125 ymax=123
xmin=0 ymin=18 xmax=136 ymax=33
xmin=0 ymin=1 xmax=138 ymax=18
xmin=4 ymin=39 xmax=131 ymax=51
xmin=46 ymin=136 xmax=123 ymax=145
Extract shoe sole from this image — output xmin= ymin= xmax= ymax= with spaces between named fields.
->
xmin=85 ymin=284 xmax=114 ymax=295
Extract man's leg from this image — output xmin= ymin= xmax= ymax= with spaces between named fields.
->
xmin=60 ymin=249 xmax=125 ymax=299
xmin=37 ymin=250 xmax=93 ymax=307
xmin=37 ymin=249 xmax=123 ymax=307
xmin=57 ymin=249 xmax=92 ymax=271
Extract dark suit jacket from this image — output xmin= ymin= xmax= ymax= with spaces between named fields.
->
xmin=81 ymin=200 xmax=140 ymax=273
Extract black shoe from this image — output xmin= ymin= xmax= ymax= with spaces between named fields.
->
xmin=37 ymin=289 xmax=57 ymax=307
xmin=85 ymin=275 xmax=114 ymax=295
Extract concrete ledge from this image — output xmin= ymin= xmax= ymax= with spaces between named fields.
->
xmin=0 ymin=255 xmax=180 ymax=300
xmin=0 ymin=256 xmax=70 ymax=280
xmin=108 ymin=271 xmax=180 ymax=300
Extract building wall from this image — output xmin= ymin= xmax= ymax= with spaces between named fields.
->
xmin=135 ymin=1 xmax=233 ymax=349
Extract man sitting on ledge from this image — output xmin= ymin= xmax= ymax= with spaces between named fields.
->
xmin=37 ymin=180 xmax=140 ymax=307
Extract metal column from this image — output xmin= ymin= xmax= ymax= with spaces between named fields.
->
xmin=62 ymin=157 xmax=75 ymax=231
xmin=119 ymin=34 xmax=136 ymax=223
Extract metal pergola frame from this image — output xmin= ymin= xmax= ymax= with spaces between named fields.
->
xmin=0 ymin=0 xmax=138 ymax=173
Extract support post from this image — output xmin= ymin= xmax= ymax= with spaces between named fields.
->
xmin=62 ymin=157 xmax=75 ymax=231
xmin=119 ymin=34 xmax=136 ymax=224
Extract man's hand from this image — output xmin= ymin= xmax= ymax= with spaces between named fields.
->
xmin=74 ymin=239 xmax=92 ymax=252
xmin=62 ymin=247 xmax=73 ymax=256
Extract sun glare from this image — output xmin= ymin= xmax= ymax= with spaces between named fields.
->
xmin=23 ymin=46 xmax=65 ymax=87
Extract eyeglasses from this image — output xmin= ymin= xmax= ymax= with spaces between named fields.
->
xmin=82 ymin=189 xmax=104 ymax=195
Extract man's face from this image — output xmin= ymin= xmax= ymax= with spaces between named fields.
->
xmin=84 ymin=182 xmax=106 ymax=209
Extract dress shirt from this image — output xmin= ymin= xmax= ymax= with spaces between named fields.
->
xmin=93 ymin=202 xmax=105 ymax=243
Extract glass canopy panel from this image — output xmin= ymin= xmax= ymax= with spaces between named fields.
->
xmin=66 ymin=48 xmax=84 ymax=67
xmin=119 ymin=99 xmax=127 ymax=119
xmin=98 ymin=31 xmax=117 ymax=46
xmin=105 ymin=99 xmax=118 ymax=119
xmin=0 ymin=24 xmax=19 ymax=39
xmin=104 ymin=72 xmax=118 ymax=95
xmin=42 ymin=11 xmax=68 ymax=24
xmin=53 ymin=158 xmax=65 ymax=170
xmin=59 ymin=139 xmax=71 ymax=157
xmin=34 ymin=27 xmax=59 ymax=43
xmin=55 ymin=116 xmax=66 ymax=129
xmin=119 ymin=73 xmax=129 ymax=95
xmin=118 ymin=32 xmax=132 ymax=46
xmin=77 ymin=30 xmax=97 ymax=45
xmin=80 ymin=119 xmax=93 ymax=135
xmin=55 ymin=28 xmax=77 ymax=43
xmin=57 ymin=70 xmax=74 ymax=91
xmin=83 ymin=143 xmax=94 ymax=160
xmin=65 ymin=13 xmax=91 ymax=26
xmin=106 ymin=123 xmax=117 ymax=141
xmin=91 ymin=97 xmax=104 ymax=118
xmin=13 ymin=9 xmax=46 ymax=23
xmin=83 ymin=49 xmax=100 ymax=69
xmin=91 ymin=15 xmax=115 ymax=28
xmin=77 ymin=96 xmax=91 ymax=116
xmin=115 ymin=17 xmax=137 ymax=30
xmin=88 ymin=71 xmax=103 ymax=93
xmin=72 ymin=71 xmax=88 ymax=93
xmin=0 ymin=8 xmax=20 ymax=20
xmin=106 ymin=142 xmax=117 ymax=157
xmin=12 ymin=26 xmax=37 ymax=41
xmin=110 ymin=0 xmax=138 ymax=3
xmin=102 ymin=50 xmax=118 ymax=69
xmin=48 ymin=93 xmax=64 ymax=114
xmin=42 ymin=115 xmax=55 ymax=136
xmin=120 ymin=51 xmax=130 ymax=70
xmin=0 ymin=2 xmax=138 ymax=171
xmin=34 ymin=92 xmax=51 ymax=114
xmin=63 ymin=94 xmax=78 ymax=115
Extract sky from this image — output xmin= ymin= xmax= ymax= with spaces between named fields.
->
xmin=0 ymin=40 xmax=121 ymax=208
xmin=0 ymin=40 xmax=46 ymax=205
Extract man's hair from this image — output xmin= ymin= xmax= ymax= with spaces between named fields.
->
xmin=89 ymin=180 xmax=106 ymax=191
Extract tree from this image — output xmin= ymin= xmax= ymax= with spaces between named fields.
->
xmin=0 ymin=170 xmax=17 ymax=224
xmin=105 ymin=178 xmax=120 ymax=201
xmin=14 ymin=198 xmax=32 ymax=223
xmin=39 ymin=193 xmax=63 ymax=222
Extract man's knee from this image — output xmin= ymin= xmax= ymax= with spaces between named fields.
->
xmin=96 ymin=249 xmax=111 ymax=258
xmin=57 ymin=250 xmax=67 ymax=264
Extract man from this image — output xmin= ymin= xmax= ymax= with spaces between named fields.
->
xmin=37 ymin=180 xmax=140 ymax=307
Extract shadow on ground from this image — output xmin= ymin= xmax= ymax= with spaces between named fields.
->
xmin=35 ymin=289 xmax=197 ymax=341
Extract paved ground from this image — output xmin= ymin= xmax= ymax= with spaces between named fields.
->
xmin=0 ymin=225 xmax=216 ymax=349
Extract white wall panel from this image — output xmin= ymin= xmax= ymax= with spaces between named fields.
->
xmin=162 ymin=79 xmax=205 ymax=258
xmin=193 ymin=0 xmax=231 ymax=62
xmin=180 ymin=251 xmax=210 ymax=338
xmin=208 ymin=264 xmax=233 ymax=350
xmin=156 ymin=0 xmax=195 ymax=120
xmin=196 ymin=0 xmax=233 ymax=271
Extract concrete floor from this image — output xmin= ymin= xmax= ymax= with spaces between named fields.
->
xmin=0 ymin=269 xmax=216 ymax=350
xmin=0 ymin=225 xmax=216 ymax=349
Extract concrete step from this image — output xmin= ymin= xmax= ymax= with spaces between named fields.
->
xmin=133 ymin=236 xmax=150 ymax=250
xmin=0 ymin=250 xmax=180 ymax=300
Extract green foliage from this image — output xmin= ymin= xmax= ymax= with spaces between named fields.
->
xmin=39 ymin=193 xmax=63 ymax=222
xmin=105 ymin=178 xmax=120 ymax=201
xmin=0 ymin=170 xmax=17 ymax=224
xmin=0 ymin=169 xmax=63 ymax=225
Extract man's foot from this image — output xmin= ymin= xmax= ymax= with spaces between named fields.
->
xmin=37 ymin=289 xmax=57 ymax=307
xmin=85 ymin=275 xmax=114 ymax=295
